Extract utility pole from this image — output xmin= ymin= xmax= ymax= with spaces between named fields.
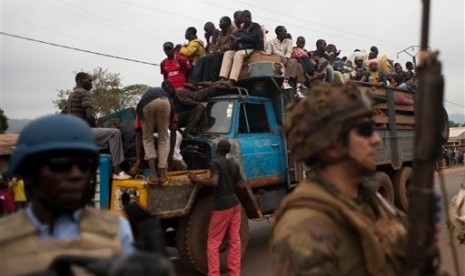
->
xmin=396 ymin=45 xmax=422 ymax=68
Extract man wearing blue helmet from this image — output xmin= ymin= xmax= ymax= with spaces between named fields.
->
xmin=0 ymin=114 xmax=134 ymax=275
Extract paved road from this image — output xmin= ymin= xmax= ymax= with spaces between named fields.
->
xmin=171 ymin=167 xmax=465 ymax=276
xmin=435 ymin=167 xmax=465 ymax=276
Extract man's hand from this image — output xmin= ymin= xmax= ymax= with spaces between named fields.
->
xmin=282 ymin=57 xmax=289 ymax=66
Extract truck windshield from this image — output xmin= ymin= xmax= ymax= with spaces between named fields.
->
xmin=203 ymin=100 xmax=234 ymax=134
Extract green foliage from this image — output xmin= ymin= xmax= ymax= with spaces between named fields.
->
xmin=0 ymin=108 xmax=8 ymax=133
xmin=449 ymin=121 xmax=460 ymax=127
xmin=53 ymin=67 xmax=148 ymax=117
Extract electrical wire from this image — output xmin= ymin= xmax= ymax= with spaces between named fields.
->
xmin=0 ymin=32 xmax=159 ymax=67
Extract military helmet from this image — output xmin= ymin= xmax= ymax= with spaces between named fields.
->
xmin=284 ymin=82 xmax=373 ymax=163
xmin=10 ymin=114 xmax=99 ymax=175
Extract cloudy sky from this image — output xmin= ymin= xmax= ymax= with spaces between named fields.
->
xmin=1 ymin=0 xmax=464 ymax=120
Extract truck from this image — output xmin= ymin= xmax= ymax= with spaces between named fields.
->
xmin=0 ymin=55 xmax=447 ymax=274
xmin=107 ymin=55 xmax=449 ymax=274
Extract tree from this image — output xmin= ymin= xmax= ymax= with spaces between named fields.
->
xmin=53 ymin=67 xmax=148 ymax=117
xmin=449 ymin=120 xmax=460 ymax=127
xmin=0 ymin=108 xmax=8 ymax=133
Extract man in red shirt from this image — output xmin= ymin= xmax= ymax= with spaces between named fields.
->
xmin=160 ymin=42 xmax=192 ymax=90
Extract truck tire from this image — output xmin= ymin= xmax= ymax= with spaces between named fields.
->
xmin=372 ymin=172 xmax=395 ymax=205
xmin=176 ymin=195 xmax=249 ymax=275
xmin=440 ymin=107 xmax=449 ymax=144
xmin=393 ymin=166 xmax=412 ymax=212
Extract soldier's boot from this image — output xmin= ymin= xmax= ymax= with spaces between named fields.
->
xmin=158 ymin=168 xmax=170 ymax=186
xmin=147 ymin=158 xmax=159 ymax=185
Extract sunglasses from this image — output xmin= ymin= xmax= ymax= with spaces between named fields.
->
xmin=42 ymin=157 xmax=96 ymax=173
xmin=352 ymin=120 xmax=376 ymax=138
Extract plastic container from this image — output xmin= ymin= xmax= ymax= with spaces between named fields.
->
xmin=94 ymin=154 xmax=112 ymax=209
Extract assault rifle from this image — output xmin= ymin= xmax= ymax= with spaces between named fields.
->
xmin=404 ymin=0 xmax=444 ymax=275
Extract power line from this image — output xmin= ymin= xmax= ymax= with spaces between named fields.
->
xmin=2 ymin=15 xmax=134 ymax=57
xmin=44 ymin=0 xmax=162 ymax=45
xmin=444 ymin=99 xmax=465 ymax=109
xmin=1 ymin=32 xmax=159 ymax=67
xmin=2 ymin=33 xmax=462 ymax=109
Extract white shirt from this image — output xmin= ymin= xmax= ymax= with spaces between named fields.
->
xmin=265 ymin=37 xmax=293 ymax=59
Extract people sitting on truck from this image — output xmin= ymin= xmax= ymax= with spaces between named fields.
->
xmin=404 ymin=61 xmax=416 ymax=91
xmin=350 ymin=54 xmax=369 ymax=82
xmin=203 ymin=21 xmax=220 ymax=53
xmin=161 ymin=41 xmax=192 ymax=90
xmin=233 ymin=10 xmax=242 ymax=29
xmin=190 ymin=16 xmax=238 ymax=83
xmin=367 ymin=59 xmax=387 ymax=86
xmin=388 ymin=63 xmax=408 ymax=90
xmin=387 ymin=74 xmax=405 ymax=90
xmin=291 ymin=36 xmax=314 ymax=75
xmin=63 ymin=72 xmax=131 ymax=180
xmin=366 ymin=45 xmax=393 ymax=76
xmin=178 ymin=27 xmax=206 ymax=66
xmin=291 ymin=37 xmax=327 ymax=86
xmin=326 ymin=43 xmax=347 ymax=84
xmin=310 ymin=39 xmax=335 ymax=82
xmin=266 ymin=25 xmax=307 ymax=96
xmin=218 ymin=10 xmax=263 ymax=85
xmin=165 ymin=80 xmax=232 ymax=138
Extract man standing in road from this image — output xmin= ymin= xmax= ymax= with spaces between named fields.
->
xmin=270 ymin=82 xmax=407 ymax=275
xmin=188 ymin=140 xmax=246 ymax=276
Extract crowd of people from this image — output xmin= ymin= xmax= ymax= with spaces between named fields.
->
xmin=443 ymin=146 xmax=465 ymax=166
xmin=55 ymin=9 xmax=422 ymax=187
xmin=161 ymin=9 xmax=417 ymax=99
xmin=0 ymin=9 xmax=430 ymax=276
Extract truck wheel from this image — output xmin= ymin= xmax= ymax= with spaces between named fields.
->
xmin=176 ymin=195 xmax=249 ymax=274
xmin=393 ymin=167 xmax=412 ymax=212
xmin=440 ymin=107 xmax=449 ymax=143
xmin=372 ymin=172 xmax=395 ymax=205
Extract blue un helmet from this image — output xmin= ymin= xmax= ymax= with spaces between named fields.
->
xmin=10 ymin=114 xmax=99 ymax=176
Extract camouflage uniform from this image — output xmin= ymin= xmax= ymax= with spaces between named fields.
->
xmin=270 ymin=175 xmax=407 ymax=276
xmin=270 ymin=82 xmax=407 ymax=275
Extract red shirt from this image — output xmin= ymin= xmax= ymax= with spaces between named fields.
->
xmin=160 ymin=53 xmax=192 ymax=90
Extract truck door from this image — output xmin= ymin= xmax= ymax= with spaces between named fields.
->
xmin=236 ymin=101 xmax=285 ymax=188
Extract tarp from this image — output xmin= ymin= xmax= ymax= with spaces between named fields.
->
xmin=0 ymin=134 xmax=19 ymax=156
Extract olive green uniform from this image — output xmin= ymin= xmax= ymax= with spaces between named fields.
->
xmin=270 ymin=176 xmax=407 ymax=276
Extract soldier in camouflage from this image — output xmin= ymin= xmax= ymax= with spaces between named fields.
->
xmin=270 ymin=82 xmax=407 ymax=275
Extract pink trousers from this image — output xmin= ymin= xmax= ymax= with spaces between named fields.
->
xmin=207 ymin=204 xmax=242 ymax=276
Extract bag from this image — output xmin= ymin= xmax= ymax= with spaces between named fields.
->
xmin=0 ymin=188 xmax=16 ymax=214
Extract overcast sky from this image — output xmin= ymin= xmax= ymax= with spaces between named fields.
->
xmin=1 ymin=0 xmax=464 ymax=120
